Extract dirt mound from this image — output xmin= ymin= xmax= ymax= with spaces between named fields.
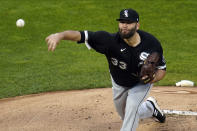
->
xmin=0 ymin=86 xmax=197 ymax=131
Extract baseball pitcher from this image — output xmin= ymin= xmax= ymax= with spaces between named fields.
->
xmin=45 ymin=8 xmax=166 ymax=131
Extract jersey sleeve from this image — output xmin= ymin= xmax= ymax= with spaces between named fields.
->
xmin=157 ymin=55 xmax=166 ymax=70
xmin=77 ymin=31 xmax=111 ymax=54
xmin=150 ymin=39 xmax=166 ymax=70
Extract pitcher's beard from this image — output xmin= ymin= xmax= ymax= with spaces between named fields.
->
xmin=119 ymin=26 xmax=137 ymax=39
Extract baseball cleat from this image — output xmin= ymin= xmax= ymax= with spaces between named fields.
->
xmin=147 ymin=97 xmax=166 ymax=123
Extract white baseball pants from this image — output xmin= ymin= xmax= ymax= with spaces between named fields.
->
xmin=111 ymin=78 xmax=154 ymax=131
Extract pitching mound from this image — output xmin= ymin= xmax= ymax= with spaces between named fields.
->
xmin=0 ymin=86 xmax=197 ymax=131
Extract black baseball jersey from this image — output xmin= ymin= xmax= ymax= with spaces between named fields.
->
xmin=77 ymin=30 xmax=166 ymax=87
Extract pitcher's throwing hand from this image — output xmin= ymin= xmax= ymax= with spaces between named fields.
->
xmin=45 ymin=33 xmax=61 ymax=51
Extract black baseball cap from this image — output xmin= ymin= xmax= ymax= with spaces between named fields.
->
xmin=116 ymin=8 xmax=139 ymax=22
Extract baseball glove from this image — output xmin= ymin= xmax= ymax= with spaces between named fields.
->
xmin=140 ymin=52 xmax=160 ymax=84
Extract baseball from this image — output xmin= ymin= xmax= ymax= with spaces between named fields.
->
xmin=16 ymin=19 xmax=25 ymax=27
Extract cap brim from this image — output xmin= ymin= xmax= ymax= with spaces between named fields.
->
xmin=116 ymin=18 xmax=136 ymax=22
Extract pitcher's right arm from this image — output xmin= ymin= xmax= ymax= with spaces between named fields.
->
xmin=45 ymin=31 xmax=81 ymax=51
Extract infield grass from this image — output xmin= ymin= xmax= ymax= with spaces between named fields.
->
xmin=0 ymin=0 xmax=196 ymax=98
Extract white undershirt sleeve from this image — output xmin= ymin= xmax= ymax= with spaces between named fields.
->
xmin=84 ymin=31 xmax=92 ymax=50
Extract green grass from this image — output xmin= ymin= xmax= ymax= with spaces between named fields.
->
xmin=0 ymin=0 xmax=196 ymax=98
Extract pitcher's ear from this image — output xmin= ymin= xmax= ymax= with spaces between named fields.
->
xmin=136 ymin=22 xmax=140 ymax=30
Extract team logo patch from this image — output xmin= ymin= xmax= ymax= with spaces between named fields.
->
xmin=124 ymin=10 xmax=129 ymax=17
xmin=139 ymin=52 xmax=150 ymax=61
xmin=138 ymin=52 xmax=150 ymax=67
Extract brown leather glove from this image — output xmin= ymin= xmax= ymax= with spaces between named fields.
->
xmin=140 ymin=52 xmax=160 ymax=84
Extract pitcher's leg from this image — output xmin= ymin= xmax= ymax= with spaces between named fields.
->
xmin=112 ymin=80 xmax=129 ymax=120
xmin=138 ymin=101 xmax=154 ymax=119
xmin=120 ymin=83 xmax=152 ymax=131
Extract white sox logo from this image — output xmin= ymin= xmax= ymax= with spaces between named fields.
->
xmin=138 ymin=52 xmax=150 ymax=66
xmin=124 ymin=10 xmax=128 ymax=17
xmin=139 ymin=52 xmax=150 ymax=61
